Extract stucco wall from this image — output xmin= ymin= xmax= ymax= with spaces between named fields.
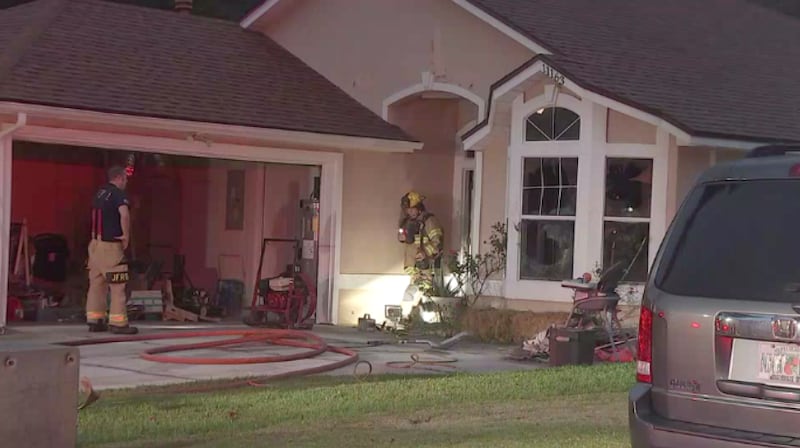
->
xmin=676 ymin=146 xmax=711 ymax=208
xmin=254 ymin=0 xmax=533 ymax=117
xmin=607 ymin=110 xmax=657 ymax=144
xmin=478 ymin=128 xmax=510 ymax=248
xmin=340 ymin=98 xmax=462 ymax=275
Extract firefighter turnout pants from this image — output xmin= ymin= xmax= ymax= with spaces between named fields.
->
xmin=86 ymin=240 xmax=129 ymax=327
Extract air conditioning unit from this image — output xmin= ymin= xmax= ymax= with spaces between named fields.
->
xmin=0 ymin=341 xmax=80 ymax=447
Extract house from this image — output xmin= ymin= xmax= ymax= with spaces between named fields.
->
xmin=0 ymin=0 xmax=798 ymax=331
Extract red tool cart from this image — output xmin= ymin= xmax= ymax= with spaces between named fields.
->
xmin=245 ymin=238 xmax=317 ymax=329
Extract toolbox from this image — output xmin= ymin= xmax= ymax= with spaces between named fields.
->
xmin=129 ymin=290 xmax=164 ymax=314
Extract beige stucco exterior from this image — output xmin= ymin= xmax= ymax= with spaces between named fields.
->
xmin=250 ymin=0 xmax=753 ymax=319
xmin=253 ymin=0 xmax=533 ymax=117
xmin=249 ymin=0 xmax=540 ymax=323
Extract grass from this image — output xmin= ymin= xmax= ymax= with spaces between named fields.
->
xmin=78 ymin=362 xmax=636 ymax=448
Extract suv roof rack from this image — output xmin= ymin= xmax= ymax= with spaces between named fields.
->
xmin=745 ymin=144 xmax=800 ymax=158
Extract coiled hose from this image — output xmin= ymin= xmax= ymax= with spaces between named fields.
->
xmin=61 ymin=328 xmax=360 ymax=394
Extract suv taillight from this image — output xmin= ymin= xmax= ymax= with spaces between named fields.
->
xmin=637 ymin=306 xmax=653 ymax=383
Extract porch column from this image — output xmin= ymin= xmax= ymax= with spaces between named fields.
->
xmin=0 ymin=135 xmax=12 ymax=330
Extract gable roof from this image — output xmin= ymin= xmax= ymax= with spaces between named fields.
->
xmin=463 ymin=0 xmax=800 ymax=143
xmin=0 ymin=0 xmax=414 ymax=143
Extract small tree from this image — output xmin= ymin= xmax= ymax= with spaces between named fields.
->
xmin=448 ymin=222 xmax=507 ymax=307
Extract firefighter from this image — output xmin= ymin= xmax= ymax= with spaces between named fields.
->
xmin=399 ymin=191 xmax=444 ymax=309
xmin=85 ymin=165 xmax=138 ymax=334
xmin=400 ymin=191 xmax=444 ymax=268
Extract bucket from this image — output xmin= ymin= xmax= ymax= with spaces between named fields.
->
xmin=6 ymin=297 xmax=23 ymax=322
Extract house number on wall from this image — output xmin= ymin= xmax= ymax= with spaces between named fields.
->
xmin=541 ymin=64 xmax=565 ymax=85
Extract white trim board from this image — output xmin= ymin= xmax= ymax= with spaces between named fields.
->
xmin=463 ymin=60 xmax=694 ymax=151
xmin=0 ymin=135 xmax=12 ymax=330
xmin=240 ymin=0 xmax=282 ymax=29
xmin=382 ymin=72 xmax=486 ymax=124
xmin=0 ymin=102 xmax=421 ymax=153
xmin=337 ymin=274 xmax=411 ymax=291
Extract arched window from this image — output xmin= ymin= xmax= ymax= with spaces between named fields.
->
xmin=525 ymin=107 xmax=581 ymax=142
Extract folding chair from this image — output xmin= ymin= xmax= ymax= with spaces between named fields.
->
xmin=560 ymin=261 xmax=626 ymax=341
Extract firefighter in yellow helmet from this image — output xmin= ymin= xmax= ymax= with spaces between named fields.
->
xmin=398 ymin=191 xmax=444 ymax=312
xmin=399 ymin=191 xmax=444 ymax=270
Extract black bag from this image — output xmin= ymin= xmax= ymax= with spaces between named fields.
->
xmin=32 ymin=234 xmax=70 ymax=282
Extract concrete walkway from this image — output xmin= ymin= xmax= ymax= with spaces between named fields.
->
xmin=1 ymin=322 xmax=543 ymax=391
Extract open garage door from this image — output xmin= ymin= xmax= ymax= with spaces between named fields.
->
xmin=3 ymin=140 xmax=338 ymax=329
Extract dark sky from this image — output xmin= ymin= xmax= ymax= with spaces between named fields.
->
xmin=0 ymin=0 xmax=797 ymax=23
xmin=0 ymin=0 xmax=263 ymax=21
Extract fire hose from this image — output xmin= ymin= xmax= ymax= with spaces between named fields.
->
xmin=61 ymin=328 xmax=360 ymax=406
xmin=63 ymin=328 xmax=466 ymax=409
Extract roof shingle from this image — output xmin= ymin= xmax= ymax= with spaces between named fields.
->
xmin=467 ymin=0 xmax=800 ymax=143
xmin=0 ymin=0 xmax=413 ymax=142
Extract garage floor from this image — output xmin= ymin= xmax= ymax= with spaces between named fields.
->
xmin=1 ymin=323 xmax=545 ymax=390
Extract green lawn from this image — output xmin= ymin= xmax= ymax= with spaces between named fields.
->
xmin=78 ymin=362 xmax=635 ymax=448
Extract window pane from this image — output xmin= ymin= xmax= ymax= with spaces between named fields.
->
xmin=559 ymin=187 xmax=577 ymax=216
xmin=522 ymin=158 xmax=579 ymax=216
xmin=520 ymin=220 xmax=575 ymax=280
xmin=553 ymin=108 xmax=581 ymax=140
xmin=526 ymin=108 xmax=555 ymax=140
xmin=522 ymin=188 xmax=543 ymax=215
xmin=541 ymin=188 xmax=560 ymax=215
xmin=603 ymin=221 xmax=650 ymax=283
xmin=605 ymin=158 xmax=653 ymax=218
xmin=525 ymin=107 xmax=580 ymax=141
xmin=656 ymin=180 xmax=800 ymax=302
xmin=541 ymin=159 xmax=561 ymax=186
xmin=525 ymin=120 xmax=549 ymax=141
xmin=523 ymin=158 xmax=543 ymax=187
xmin=524 ymin=157 xmax=579 ymax=187
xmin=561 ymin=158 xmax=578 ymax=186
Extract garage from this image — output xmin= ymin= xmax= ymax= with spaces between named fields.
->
xmin=5 ymin=138 xmax=330 ymax=329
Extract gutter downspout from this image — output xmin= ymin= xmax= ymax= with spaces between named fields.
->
xmin=0 ymin=112 xmax=27 ymax=138
xmin=0 ymin=112 xmax=28 ymax=334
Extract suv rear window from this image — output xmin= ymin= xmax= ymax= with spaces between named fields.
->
xmin=655 ymin=179 xmax=800 ymax=302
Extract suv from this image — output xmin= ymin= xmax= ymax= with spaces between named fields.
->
xmin=630 ymin=144 xmax=800 ymax=447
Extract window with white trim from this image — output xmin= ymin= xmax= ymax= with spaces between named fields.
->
xmin=519 ymin=157 xmax=578 ymax=280
xmin=525 ymin=107 xmax=581 ymax=142
xmin=603 ymin=157 xmax=652 ymax=282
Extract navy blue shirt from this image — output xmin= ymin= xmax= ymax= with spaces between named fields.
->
xmin=91 ymin=183 xmax=129 ymax=241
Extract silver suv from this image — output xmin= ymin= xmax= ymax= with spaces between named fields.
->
xmin=629 ymin=144 xmax=800 ymax=447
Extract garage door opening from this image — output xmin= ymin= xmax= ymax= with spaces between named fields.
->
xmin=6 ymin=140 xmax=326 ymax=328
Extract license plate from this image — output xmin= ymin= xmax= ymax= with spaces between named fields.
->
xmin=758 ymin=342 xmax=800 ymax=385
xmin=730 ymin=339 xmax=800 ymax=388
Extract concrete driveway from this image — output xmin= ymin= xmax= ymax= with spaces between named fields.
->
xmin=1 ymin=322 xmax=543 ymax=391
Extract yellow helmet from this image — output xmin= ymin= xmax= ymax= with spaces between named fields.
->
xmin=401 ymin=191 xmax=425 ymax=208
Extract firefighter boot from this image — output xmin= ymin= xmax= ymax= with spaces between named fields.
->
xmin=109 ymin=325 xmax=139 ymax=335
xmin=88 ymin=321 xmax=108 ymax=332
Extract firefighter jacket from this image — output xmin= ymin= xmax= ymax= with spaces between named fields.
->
xmin=416 ymin=212 xmax=444 ymax=264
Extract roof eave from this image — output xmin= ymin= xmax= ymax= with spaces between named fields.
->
xmin=240 ymin=0 xmax=282 ymax=29
xmin=462 ymin=55 xmax=698 ymax=150
xmin=240 ymin=0 xmax=554 ymax=59
xmin=0 ymin=101 xmax=422 ymax=153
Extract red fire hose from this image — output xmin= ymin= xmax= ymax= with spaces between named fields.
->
xmin=61 ymin=328 xmax=360 ymax=391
